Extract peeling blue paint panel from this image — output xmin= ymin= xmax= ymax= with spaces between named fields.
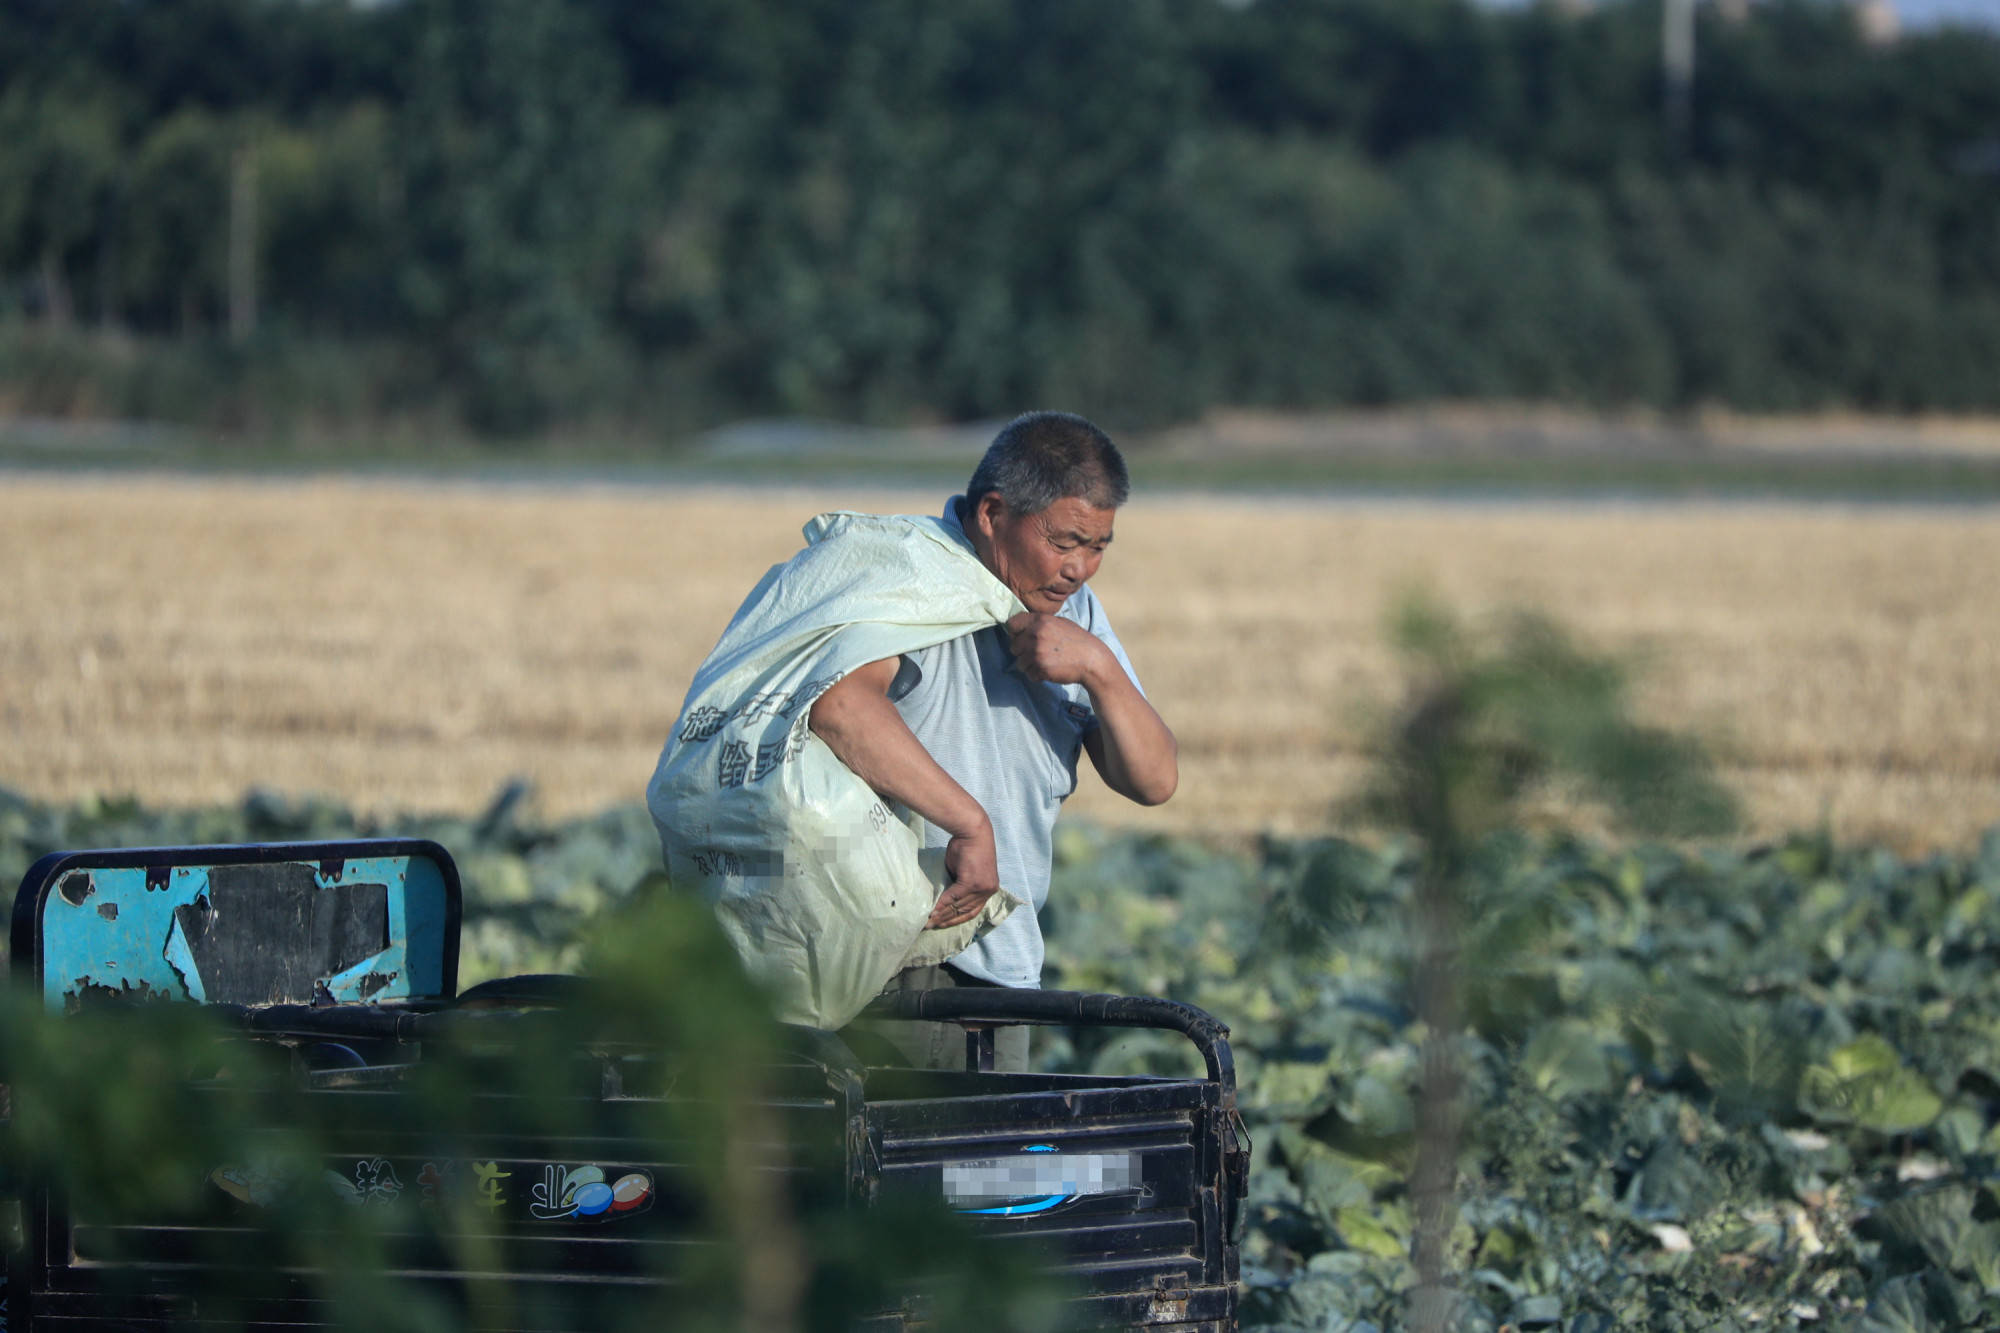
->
xmin=22 ymin=843 xmax=458 ymax=1014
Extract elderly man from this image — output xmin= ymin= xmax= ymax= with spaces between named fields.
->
xmin=647 ymin=411 xmax=1173 ymax=1071
xmin=812 ymin=411 xmax=1177 ymax=1070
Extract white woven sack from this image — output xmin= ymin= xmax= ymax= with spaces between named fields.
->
xmin=647 ymin=510 xmax=1026 ymax=1028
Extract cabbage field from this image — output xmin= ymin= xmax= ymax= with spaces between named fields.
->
xmin=6 ymin=782 xmax=1997 ymax=1333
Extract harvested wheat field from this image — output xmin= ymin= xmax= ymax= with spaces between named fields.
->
xmin=4 ymin=471 xmax=1997 ymax=853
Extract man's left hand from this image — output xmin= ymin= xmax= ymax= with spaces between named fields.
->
xmin=1006 ymin=613 xmax=1180 ymax=808
xmin=1004 ymin=612 xmax=1111 ymax=687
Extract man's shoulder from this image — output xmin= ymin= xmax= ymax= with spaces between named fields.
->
xmin=1058 ymin=582 xmax=1114 ymax=634
xmin=1059 ymin=583 xmax=1142 ymax=694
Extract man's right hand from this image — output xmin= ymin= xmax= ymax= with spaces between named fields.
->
xmin=929 ymin=821 xmax=1001 ymax=928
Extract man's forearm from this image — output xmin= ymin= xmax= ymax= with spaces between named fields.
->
xmin=809 ymin=659 xmax=1003 ymax=928
xmin=1002 ymin=611 xmax=1177 ymax=808
xmin=1081 ymin=661 xmax=1178 ymax=807
xmin=807 ymin=660 xmax=990 ymax=839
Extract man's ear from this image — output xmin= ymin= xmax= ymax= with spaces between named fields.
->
xmin=972 ymin=492 xmax=1009 ymax=536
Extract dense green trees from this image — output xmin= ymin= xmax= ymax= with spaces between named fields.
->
xmin=3 ymin=0 xmax=1998 ymax=436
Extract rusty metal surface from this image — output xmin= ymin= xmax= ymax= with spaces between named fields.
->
xmin=14 ymin=841 xmax=459 ymax=1012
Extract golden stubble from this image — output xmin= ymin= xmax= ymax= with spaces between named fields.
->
xmin=4 ymin=473 xmax=1997 ymax=854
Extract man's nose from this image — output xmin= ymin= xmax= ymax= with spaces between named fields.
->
xmin=1063 ymin=551 xmax=1096 ymax=583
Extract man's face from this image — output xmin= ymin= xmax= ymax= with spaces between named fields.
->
xmin=968 ymin=494 xmax=1116 ymax=614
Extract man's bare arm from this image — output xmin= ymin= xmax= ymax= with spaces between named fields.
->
xmin=1005 ymin=613 xmax=1178 ymax=806
xmin=807 ymin=657 xmax=1001 ymax=928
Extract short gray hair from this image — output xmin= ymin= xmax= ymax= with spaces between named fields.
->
xmin=965 ymin=411 xmax=1128 ymax=516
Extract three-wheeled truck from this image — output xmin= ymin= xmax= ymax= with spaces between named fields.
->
xmin=7 ymin=839 xmax=1248 ymax=1330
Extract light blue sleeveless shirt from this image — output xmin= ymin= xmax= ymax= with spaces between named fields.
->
xmin=888 ymin=497 xmax=1144 ymax=987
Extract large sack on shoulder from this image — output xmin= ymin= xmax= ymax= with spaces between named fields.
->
xmin=646 ymin=511 xmax=1025 ymax=1029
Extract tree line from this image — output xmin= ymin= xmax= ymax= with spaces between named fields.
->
xmin=4 ymin=0 xmax=1999 ymax=437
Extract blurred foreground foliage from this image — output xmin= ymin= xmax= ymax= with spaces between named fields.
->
xmin=6 ymin=777 xmax=2000 ymax=1328
xmin=4 ymin=0 xmax=2000 ymax=434
xmin=1357 ymin=603 xmax=1739 ymax=1332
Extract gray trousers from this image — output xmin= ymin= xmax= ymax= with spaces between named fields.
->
xmin=861 ymin=963 xmax=1031 ymax=1073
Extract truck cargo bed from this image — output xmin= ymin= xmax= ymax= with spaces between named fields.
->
xmin=8 ymin=841 xmax=1247 ymax=1331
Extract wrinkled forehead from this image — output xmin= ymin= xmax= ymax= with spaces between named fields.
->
xmin=1034 ymin=497 xmax=1118 ymax=543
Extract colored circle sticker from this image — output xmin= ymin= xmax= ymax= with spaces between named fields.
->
xmin=611 ymin=1173 xmax=653 ymax=1211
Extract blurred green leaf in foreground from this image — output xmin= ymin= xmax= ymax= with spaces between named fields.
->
xmin=1363 ymin=598 xmax=1739 ymax=1333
